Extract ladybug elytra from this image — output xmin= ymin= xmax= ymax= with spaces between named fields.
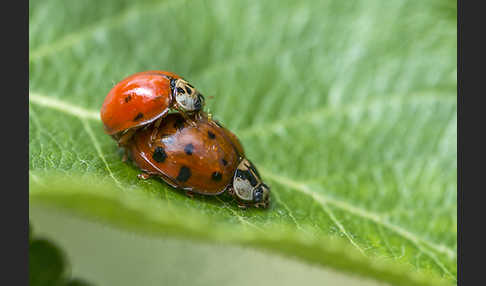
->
xmin=127 ymin=113 xmax=270 ymax=209
xmin=100 ymin=70 xmax=204 ymax=145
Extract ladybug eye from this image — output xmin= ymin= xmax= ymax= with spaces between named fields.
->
xmin=254 ymin=190 xmax=263 ymax=202
xmin=255 ymin=184 xmax=270 ymax=205
xmin=194 ymin=95 xmax=203 ymax=110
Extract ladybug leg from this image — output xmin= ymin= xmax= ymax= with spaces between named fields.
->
xmin=118 ymin=128 xmax=136 ymax=146
xmin=179 ymin=110 xmax=197 ymax=127
xmin=154 ymin=117 xmax=163 ymax=128
xmin=172 ymin=102 xmax=197 ymax=127
xmin=122 ymin=149 xmax=129 ymax=162
xmin=137 ymin=172 xmax=152 ymax=180
xmin=237 ymin=202 xmax=249 ymax=210
xmin=254 ymin=202 xmax=267 ymax=209
xmin=185 ymin=191 xmax=194 ymax=199
xmin=186 ymin=115 xmax=198 ymax=127
xmin=193 ymin=110 xmax=204 ymax=121
xmin=149 ymin=117 xmax=163 ymax=143
xmin=227 ymin=188 xmax=247 ymax=209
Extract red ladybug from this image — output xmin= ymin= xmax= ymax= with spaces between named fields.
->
xmin=127 ymin=113 xmax=270 ymax=209
xmin=100 ymin=70 xmax=204 ymax=145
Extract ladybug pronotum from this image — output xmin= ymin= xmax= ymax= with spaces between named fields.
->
xmin=100 ymin=70 xmax=204 ymax=145
xmin=127 ymin=113 xmax=270 ymax=209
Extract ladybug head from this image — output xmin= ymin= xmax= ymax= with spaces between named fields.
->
xmin=232 ymin=159 xmax=270 ymax=209
xmin=173 ymin=79 xmax=205 ymax=112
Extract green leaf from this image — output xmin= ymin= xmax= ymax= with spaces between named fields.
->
xmin=29 ymin=0 xmax=457 ymax=285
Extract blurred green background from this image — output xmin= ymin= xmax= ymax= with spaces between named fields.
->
xmin=29 ymin=0 xmax=456 ymax=285
xmin=31 ymin=205 xmax=385 ymax=286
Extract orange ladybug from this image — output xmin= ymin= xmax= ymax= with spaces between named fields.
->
xmin=127 ymin=113 xmax=270 ymax=209
xmin=100 ymin=70 xmax=204 ymax=145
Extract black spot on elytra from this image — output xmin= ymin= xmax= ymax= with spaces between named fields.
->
xmin=208 ymin=131 xmax=216 ymax=139
xmin=124 ymin=95 xmax=132 ymax=103
xmin=176 ymin=166 xmax=191 ymax=182
xmin=221 ymin=159 xmax=228 ymax=166
xmin=187 ymin=83 xmax=194 ymax=88
xmin=185 ymin=87 xmax=192 ymax=95
xmin=236 ymin=169 xmax=258 ymax=187
xmin=174 ymin=118 xmax=185 ymax=130
xmin=152 ymin=147 xmax=167 ymax=162
xmin=211 ymin=172 xmax=222 ymax=181
xmin=177 ymin=87 xmax=185 ymax=94
xmin=133 ymin=112 xmax=144 ymax=121
xmin=184 ymin=144 xmax=194 ymax=155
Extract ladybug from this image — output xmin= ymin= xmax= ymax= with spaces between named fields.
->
xmin=100 ymin=70 xmax=204 ymax=145
xmin=127 ymin=113 xmax=270 ymax=209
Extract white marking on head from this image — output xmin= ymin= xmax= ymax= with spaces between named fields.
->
xmin=174 ymin=79 xmax=204 ymax=112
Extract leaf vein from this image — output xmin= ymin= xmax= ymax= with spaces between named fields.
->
xmin=320 ymin=202 xmax=365 ymax=254
xmin=30 ymin=93 xmax=100 ymax=121
xmin=272 ymin=190 xmax=307 ymax=232
xmin=81 ymin=119 xmax=124 ymax=190
xmin=215 ymin=197 xmax=263 ymax=231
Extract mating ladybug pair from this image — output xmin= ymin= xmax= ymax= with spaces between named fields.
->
xmin=100 ymin=71 xmax=270 ymax=209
